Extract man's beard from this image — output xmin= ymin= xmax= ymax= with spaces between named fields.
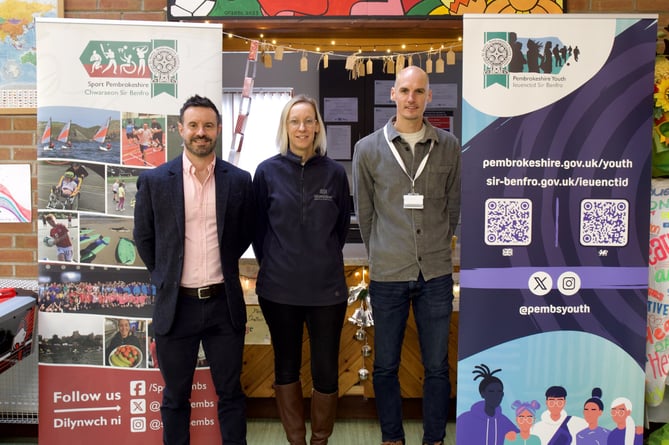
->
xmin=185 ymin=137 xmax=216 ymax=157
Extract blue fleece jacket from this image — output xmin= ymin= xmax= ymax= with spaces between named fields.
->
xmin=252 ymin=150 xmax=350 ymax=306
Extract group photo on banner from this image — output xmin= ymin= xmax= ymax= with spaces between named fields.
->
xmin=457 ymin=14 xmax=657 ymax=445
xmin=35 ymin=18 xmax=224 ymax=444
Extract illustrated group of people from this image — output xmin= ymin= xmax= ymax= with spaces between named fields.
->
xmin=457 ymin=365 xmax=642 ymax=445
xmin=133 ymin=65 xmax=461 ymax=444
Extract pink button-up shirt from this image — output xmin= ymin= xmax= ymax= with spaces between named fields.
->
xmin=180 ymin=155 xmax=224 ymax=287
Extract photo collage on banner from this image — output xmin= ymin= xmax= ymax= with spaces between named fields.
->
xmin=457 ymin=15 xmax=657 ymax=445
xmin=35 ymin=18 xmax=223 ymax=444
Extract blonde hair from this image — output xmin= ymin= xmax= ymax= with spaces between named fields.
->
xmin=276 ymin=95 xmax=327 ymax=156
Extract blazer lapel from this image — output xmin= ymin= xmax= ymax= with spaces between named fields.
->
xmin=168 ymin=156 xmax=186 ymax=243
xmin=214 ymin=159 xmax=230 ymax=241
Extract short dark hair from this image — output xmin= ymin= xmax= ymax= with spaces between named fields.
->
xmin=545 ymin=385 xmax=567 ymax=398
xmin=179 ymin=95 xmax=221 ymax=126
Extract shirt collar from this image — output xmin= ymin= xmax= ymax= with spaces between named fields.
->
xmin=387 ymin=117 xmax=436 ymax=144
xmin=182 ymin=153 xmax=216 ymax=176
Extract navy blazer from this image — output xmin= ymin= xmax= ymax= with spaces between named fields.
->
xmin=133 ymin=154 xmax=255 ymax=336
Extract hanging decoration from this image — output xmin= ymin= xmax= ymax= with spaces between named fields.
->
xmin=348 ymin=268 xmax=373 ymax=381
xmin=274 ymin=45 xmax=284 ymax=60
xmin=228 ymin=40 xmax=258 ymax=165
xmin=435 ymin=50 xmax=445 ymax=73
xmin=222 ymin=31 xmax=463 ymax=75
xmin=300 ymin=51 xmax=308 ymax=72
xmin=386 ymin=57 xmax=395 ymax=74
xmin=446 ymin=47 xmax=456 ymax=65
xmin=262 ymin=44 xmax=272 ymax=68
xmin=396 ymin=54 xmax=406 ymax=72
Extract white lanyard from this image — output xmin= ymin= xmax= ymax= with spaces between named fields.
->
xmin=383 ymin=125 xmax=434 ymax=192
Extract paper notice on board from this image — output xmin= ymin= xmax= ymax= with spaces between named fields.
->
xmin=323 ymin=97 xmax=358 ymax=122
xmin=326 ymin=125 xmax=352 ymax=160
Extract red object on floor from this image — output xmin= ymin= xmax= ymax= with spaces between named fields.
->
xmin=0 ymin=288 xmax=16 ymax=303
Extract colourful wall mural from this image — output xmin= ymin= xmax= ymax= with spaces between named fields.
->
xmin=167 ymin=0 xmax=564 ymax=19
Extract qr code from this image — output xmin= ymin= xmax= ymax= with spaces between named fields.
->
xmin=580 ymin=199 xmax=628 ymax=246
xmin=484 ymin=198 xmax=532 ymax=245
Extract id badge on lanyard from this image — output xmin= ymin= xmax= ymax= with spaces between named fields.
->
xmin=384 ymin=125 xmax=433 ymax=210
xmin=403 ymin=193 xmax=424 ymax=209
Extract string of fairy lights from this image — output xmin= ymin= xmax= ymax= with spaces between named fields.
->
xmin=222 ymin=31 xmax=462 ymax=74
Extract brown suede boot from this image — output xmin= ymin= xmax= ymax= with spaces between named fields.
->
xmin=309 ymin=389 xmax=338 ymax=445
xmin=274 ymin=382 xmax=307 ymax=445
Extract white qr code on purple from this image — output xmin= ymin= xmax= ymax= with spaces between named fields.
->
xmin=484 ymin=198 xmax=532 ymax=246
xmin=580 ymin=199 xmax=629 ymax=246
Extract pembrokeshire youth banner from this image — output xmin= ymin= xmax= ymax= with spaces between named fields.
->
xmin=35 ymin=18 xmax=222 ymax=444
xmin=457 ymin=15 xmax=656 ymax=445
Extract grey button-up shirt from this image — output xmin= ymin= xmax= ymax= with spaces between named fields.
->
xmin=352 ymin=118 xmax=461 ymax=282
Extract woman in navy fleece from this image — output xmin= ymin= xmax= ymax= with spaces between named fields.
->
xmin=252 ymin=95 xmax=350 ymax=445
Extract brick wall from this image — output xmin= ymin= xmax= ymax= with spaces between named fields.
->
xmin=0 ymin=1 xmax=667 ymax=280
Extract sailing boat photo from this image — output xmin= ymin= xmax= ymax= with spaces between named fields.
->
xmin=41 ymin=118 xmax=55 ymax=151
xmin=58 ymin=120 xmax=72 ymax=150
xmin=94 ymin=117 xmax=112 ymax=151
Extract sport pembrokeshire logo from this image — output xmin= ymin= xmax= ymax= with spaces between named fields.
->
xmin=79 ymin=40 xmax=179 ymax=98
xmin=482 ymin=31 xmax=580 ymax=89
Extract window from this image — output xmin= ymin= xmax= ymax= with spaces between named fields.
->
xmin=221 ymin=88 xmax=293 ymax=176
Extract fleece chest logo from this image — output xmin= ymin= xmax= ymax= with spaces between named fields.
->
xmin=79 ymin=40 xmax=179 ymax=98
xmin=314 ymin=188 xmax=333 ymax=201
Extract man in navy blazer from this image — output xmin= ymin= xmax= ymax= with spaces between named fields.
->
xmin=134 ymin=95 xmax=254 ymax=445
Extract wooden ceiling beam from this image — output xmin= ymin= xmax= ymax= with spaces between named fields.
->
xmin=176 ymin=17 xmax=464 ymax=52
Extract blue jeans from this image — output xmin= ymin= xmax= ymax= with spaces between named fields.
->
xmin=370 ymin=273 xmax=453 ymax=444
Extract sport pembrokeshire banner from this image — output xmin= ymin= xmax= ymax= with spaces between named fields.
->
xmin=457 ymin=14 xmax=656 ymax=445
xmin=35 ymin=18 xmax=222 ymax=444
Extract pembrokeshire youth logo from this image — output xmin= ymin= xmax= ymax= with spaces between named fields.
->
xmin=482 ymin=31 xmax=580 ymax=89
xmin=79 ymin=40 xmax=179 ymax=98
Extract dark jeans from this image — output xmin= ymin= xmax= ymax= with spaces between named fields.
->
xmin=370 ymin=273 xmax=454 ymax=444
xmin=259 ymin=297 xmax=347 ymax=394
xmin=156 ymin=290 xmax=246 ymax=445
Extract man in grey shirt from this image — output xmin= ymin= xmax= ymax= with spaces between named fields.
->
xmin=352 ymin=65 xmax=461 ymax=445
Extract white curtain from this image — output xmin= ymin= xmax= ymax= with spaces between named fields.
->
xmin=221 ymin=89 xmax=293 ymax=176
